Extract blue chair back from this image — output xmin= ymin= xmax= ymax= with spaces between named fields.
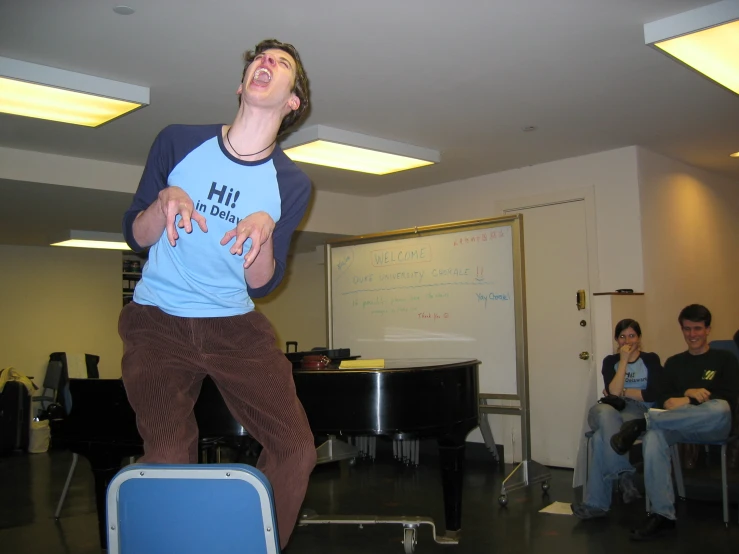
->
xmin=710 ymin=340 xmax=739 ymax=436
xmin=106 ymin=464 xmax=280 ymax=554
xmin=710 ymin=339 xmax=739 ymax=361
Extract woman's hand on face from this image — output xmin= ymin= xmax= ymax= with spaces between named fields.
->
xmin=618 ymin=343 xmax=639 ymax=361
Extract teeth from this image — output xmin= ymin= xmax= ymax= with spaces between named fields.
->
xmin=253 ymin=68 xmax=271 ymax=82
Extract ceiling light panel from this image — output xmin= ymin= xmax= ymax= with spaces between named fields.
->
xmin=0 ymin=57 xmax=149 ymax=127
xmin=281 ymin=125 xmax=439 ymax=175
xmin=644 ymin=1 xmax=739 ymax=96
xmin=51 ymin=230 xmax=131 ymax=250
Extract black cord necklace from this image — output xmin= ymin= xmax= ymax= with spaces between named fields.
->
xmin=225 ymin=129 xmax=276 ymax=158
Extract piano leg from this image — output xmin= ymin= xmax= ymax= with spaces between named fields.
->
xmin=437 ymin=432 xmax=468 ymax=540
xmin=92 ymin=465 xmax=123 ymax=549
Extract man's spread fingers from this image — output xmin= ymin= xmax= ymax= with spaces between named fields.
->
xmin=180 ymin=206 xmax=194 ymax=233
xmin=166 ymin=209 xmax=178 ymax=246
xmin=192 ymin=211 xmax=208 ymax=233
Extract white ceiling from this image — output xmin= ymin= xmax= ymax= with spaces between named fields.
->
xmin=1 ymin=0 xmax=738 ymax=247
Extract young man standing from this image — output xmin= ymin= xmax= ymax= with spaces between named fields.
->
xmin=610 ymin=304 xmax=739 ymax=540
xmin=119 ymin=39 xmax=316 ymax=548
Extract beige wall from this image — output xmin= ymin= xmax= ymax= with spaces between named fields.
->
xmin=260 ymin=147 xmax=646 ymax=375
xmin=638 ymin=148 xmax=739 ymax=358
xmin=254 ymin=248 xmax=328 ymax=351
xmin=0 ymin=245 xmax=123 ymax=380
xmin=3 ymin=145 xmax=737 ymax=385
xmin=0 ymin=147 xmax=373 ymax=368
xmin=374 ymin=146 xmax=644 ymax=293
xmin=0 ymin=244 xmax=328 ymax=382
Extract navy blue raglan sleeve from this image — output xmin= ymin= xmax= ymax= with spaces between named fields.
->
xmin=122 ymin=126 xmax=178 ymax=252
xmin=247 ymin=155 xmax=312 ymax=298
xmin=601 ymin=354 xmax=618 ymax=392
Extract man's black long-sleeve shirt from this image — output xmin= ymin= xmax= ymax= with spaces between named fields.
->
xmin=656 ymin=349 xmax=739 ymax=412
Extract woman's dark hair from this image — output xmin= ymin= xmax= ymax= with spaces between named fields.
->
xmin=614 ymin=319 xmax=642 ymax=340
xmin=678 ymin=304 xmax=712 ymax=327
xmin=240 ymin=39 xmax=309 ymax=136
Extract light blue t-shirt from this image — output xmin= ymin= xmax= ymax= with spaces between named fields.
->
xmin=614 ymin=357 xmax=653 ymax=408
xmin=123 ymin=124 xmax=311 ymax=317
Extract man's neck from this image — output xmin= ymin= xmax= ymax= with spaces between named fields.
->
xmin=225 ymin=105 xmax=282 ymax=161
xmin=687 ymin=345 xmax=709 ymax=356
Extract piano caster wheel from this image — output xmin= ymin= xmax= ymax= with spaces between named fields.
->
xmin=403 ymin=527 xmax=417 ymax=554
xmin=541 ymin=481 xmax=550 ymax=493
xmin=498 ymin=494 xmax=508 ymax=507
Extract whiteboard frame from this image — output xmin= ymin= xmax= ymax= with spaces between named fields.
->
xmin=325 ymin=215 xmax=530 ymax=419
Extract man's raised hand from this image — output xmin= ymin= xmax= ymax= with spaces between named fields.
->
xmin=157 ymin=186 xmax=208 ymax=246
xmin=220 ymin=211 xmax=275 ymax=268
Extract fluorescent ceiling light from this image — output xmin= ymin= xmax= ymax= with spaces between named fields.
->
xmin=644 ymin=0 xmax=739 ymax=96
xmin=51 ymin=231 xmax=131 ymax=250
xmin=281 ymin=125 xmax=439 ymax=175
xmin=0 ymin=57 xmax=149 ymax=127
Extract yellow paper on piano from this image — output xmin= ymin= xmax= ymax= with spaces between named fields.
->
xmin=339 ymin=359 xmax=385 ymax=369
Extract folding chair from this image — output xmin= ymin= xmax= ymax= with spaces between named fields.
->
xmin=106 ymin=464 xmax=280 ymax=554
xmin=668 ymin=438 xmax=737 ymax=526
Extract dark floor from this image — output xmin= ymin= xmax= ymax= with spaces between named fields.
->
xmin=0 ymin=446 xmax=737 ymax=554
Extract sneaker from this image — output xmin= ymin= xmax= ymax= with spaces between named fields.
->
xmin=571 ymin=502 xmax=608 ymax=519
xmin=610 ymin=418 xmax=646 ymax=455
xmin=630 ymin=513 xmax=676 ymax=541
xmin=619 ymin=472 xmax=642 ymax=504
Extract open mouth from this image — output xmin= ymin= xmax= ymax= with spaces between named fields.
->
xmin=253 ymin=67 xmax=272 ymax=84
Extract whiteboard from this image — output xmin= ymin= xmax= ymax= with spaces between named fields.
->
xmin=327 ymin=216 xmax=527 ymax=396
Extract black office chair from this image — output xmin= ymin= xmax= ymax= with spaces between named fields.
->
xmin=50 ymin=353 xmax=101 ymax=519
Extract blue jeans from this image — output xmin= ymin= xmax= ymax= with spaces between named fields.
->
xmin=584 ymin=399 xmax=648 ymax=509
xmin=642 ymin=399 xmax=732 ymax=520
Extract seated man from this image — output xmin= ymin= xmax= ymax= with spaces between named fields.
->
xmin=610 ymin=304 xmax=739 ymax=541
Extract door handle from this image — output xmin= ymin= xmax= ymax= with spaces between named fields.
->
xmin=579 ymin=351 xmax=590 ymax=360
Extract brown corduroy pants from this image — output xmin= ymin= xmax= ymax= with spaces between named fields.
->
xmin=119 ymin=302 xmax=316 ymax=548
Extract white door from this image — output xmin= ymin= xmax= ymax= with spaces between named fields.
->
xmin=503 ymin=199 xmax=593 ymax=468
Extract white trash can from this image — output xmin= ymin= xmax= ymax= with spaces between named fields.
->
xmin=28 ymin=419 xmax=51 ymax=453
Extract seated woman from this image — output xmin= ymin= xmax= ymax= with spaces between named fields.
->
xmin=572 ymin=318 xmax=662 ymax=519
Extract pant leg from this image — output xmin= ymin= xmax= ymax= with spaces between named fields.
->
xmin=647 ymin=399 xmax=732 ymax=443
xmin=196 ymin=311 xmax=316 ymax=550
xmin=584 ymin=401 xmax=646 ymax=509
xmin=642 ymin=400 xmax=732 ymax=519
xmin=119 ymin=303 xmax=205 ymax=464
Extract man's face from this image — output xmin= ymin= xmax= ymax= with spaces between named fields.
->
xmin=238 ymin=48 xmax=300 ymax=116
xmin=681 ymin=320 xmax=711 ymax=355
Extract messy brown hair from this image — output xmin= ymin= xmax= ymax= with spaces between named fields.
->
xmin=241 ymin=39 xmax=309 ymax=136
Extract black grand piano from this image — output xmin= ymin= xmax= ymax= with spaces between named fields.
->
xmin=58 ymin=358 xmax=480 ymax=549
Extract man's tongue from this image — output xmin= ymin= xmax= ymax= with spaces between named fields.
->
xmin=253 ymin=70 xmax=271 ymax=84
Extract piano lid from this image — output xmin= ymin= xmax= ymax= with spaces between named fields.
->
xmin=293 ymin=358 xmax=480 ymax=373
